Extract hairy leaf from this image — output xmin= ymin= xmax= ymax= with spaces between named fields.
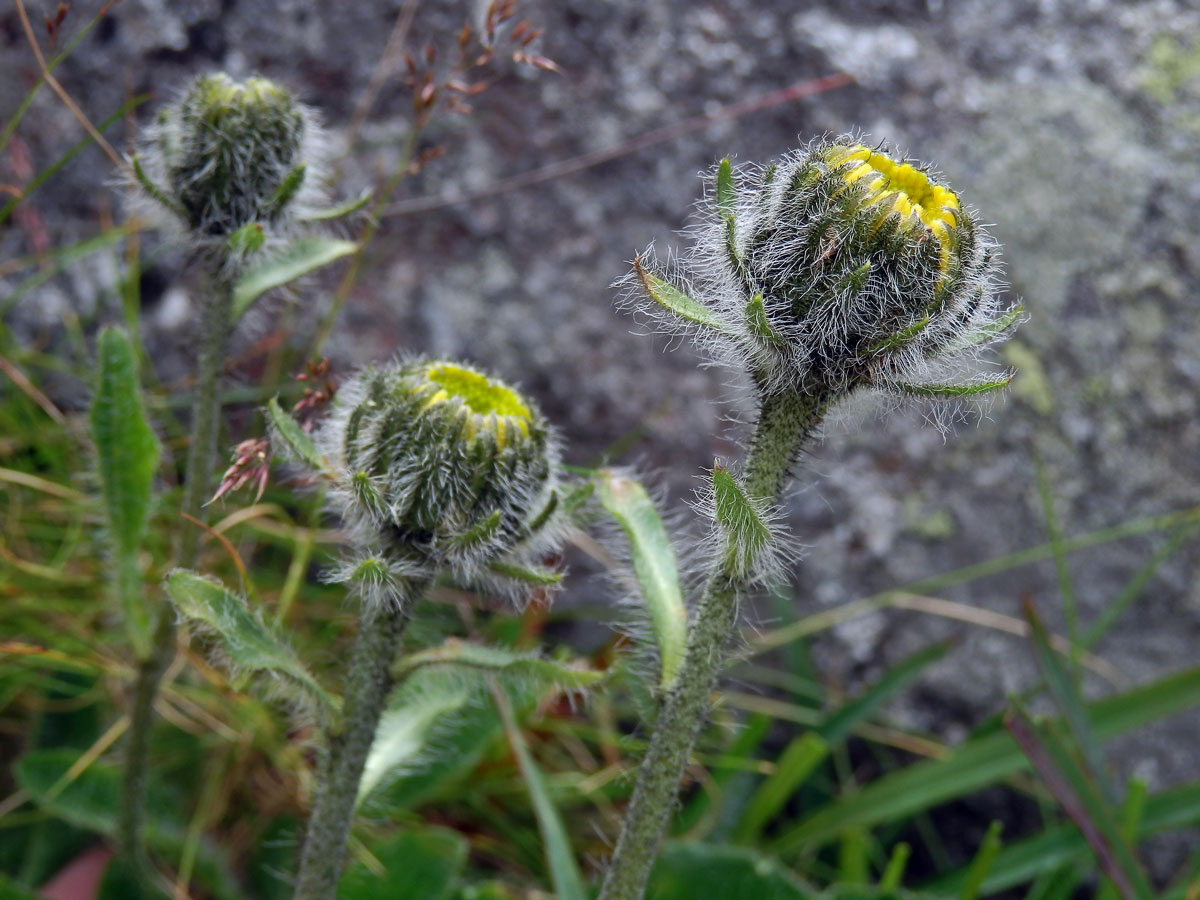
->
xmin=91 ymin=327 xmax=160 ymax=659
xmin=164 ymin=571 xmax=336 ymax=720
xmin=233 ymin=237 xmax=358 ymax=319
xmin=394 ymin=640 xmax=604 ymax=691
xmin=595 ymin=469 xmax=688 ymax=688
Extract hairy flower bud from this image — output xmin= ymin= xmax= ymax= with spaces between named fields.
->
xmin=315 ymin=360 xmax=564 ymax=591
xmin=628 ymin=135 xmax=1021 ymax=402
xmin=132 ymin=72 xmax=327 ymax=240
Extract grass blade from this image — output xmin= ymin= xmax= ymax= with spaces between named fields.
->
xmin=594 ymin=469 xmax=688 ymax=688
xmin=1024 ymin=598 xmax=1114 ymax=802
xmin=494 ymin=686 xmax=587 ymax=900
xmin=819 ymin=641 xmax=951 ymax=746
xmin=1083 ymin=522 xmax=1200 ymax=649
xmin=1005 ymin=706 xmax=1154 ymax=900
xmin=1034 ymin=452 xmax=1080 ymax=678
xmin=927 ymin=780 xmax=1200 ymax=896
xmin=90 ymin=327 xmax=159 ymax=660
xmin=959 ymin=820 xmax=1004 ymax=900
xmin=879 ymin=842 xmax=911 ymax=890
xmin=0 ymin=96 xmax=148 ymax=228
xmin=769 ymin=663 xmax=1200 ymax=854
xmin=732 ymin=733 xmax=828 ymax=844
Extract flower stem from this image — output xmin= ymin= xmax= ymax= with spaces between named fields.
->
xmin=118 ymin=277 xmax=234 ymax=873
xmin=598 ymin=388 xmax=825 ymax=900
xmin=293 ymin=597 xmax=414 ymax=900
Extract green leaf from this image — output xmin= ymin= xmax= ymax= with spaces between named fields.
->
xmin=1006 ymin=707 xmax=1155 ymax=900
xmin=496 ymin=691 xmax=587 ymax=900
xmin=716 ymin=157 xmax=736 ymax=217
xmin=363 ymin=643 xmax=602 ymax=807
xmin=164 ymin=571 xmax=336 ymax=720
xmin=770 ymin=663 xmax=1200 ymax=854
xmin=374 ymin=676 xmax=530 ymax=812
xmin=394 ymin=641 xmax=604 ymax=691
xmin=232 ymin=237 xmax=358 ymax=319
xmin=367 ymin=656 xmax=578 ymax=810
xmin=299 ymin=188 xmax=373 ymax=222
xmin=358 ymin=680 xmax=472 ymax=805
xmin=339 ymin=828 xmax=467 ymax=900
xmin=889 ymin=376 xmax=1013 ymax=398
xmin=633 ymin=257 xmax=734 ymax=335
xmin=733 ymin=732 xmax=829 ymax=844
xmin=266 ymin=396 xmax=326 ymax=471
xmin=712 ymin=466 xmax=773 ymax=578
xmin=647 ymin=843 xmax=812 ymax=900
xmin=91 ymin=327 xmax=160 ymax=660
xmin=594 ymin=469 xmax=688 ymax=688
xmin=1096 ymin=781 xmax=1149 ymax=900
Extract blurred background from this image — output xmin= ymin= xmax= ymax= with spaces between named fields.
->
xmin=3 ymin=0 xmax=1200 ymax=890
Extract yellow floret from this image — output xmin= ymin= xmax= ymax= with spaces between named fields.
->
xmin=832 ymin=145 xmax=961 ymax=268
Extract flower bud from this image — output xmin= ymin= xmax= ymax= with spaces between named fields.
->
xmin=137 ymin=73 xmax=323 ymax=237
xmin=629 ymin=136 xmax=1020 ymax=401
xmin=316 ymin=359 xmax=563 ymax=583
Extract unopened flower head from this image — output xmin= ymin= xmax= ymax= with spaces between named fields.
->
xmin=628 ymin=135 xmax=1020 ymax=401
xmin=316 ymin=359 xmax=564 ymax=585
xmin=134 ymin=72 xmax=327 ymax=240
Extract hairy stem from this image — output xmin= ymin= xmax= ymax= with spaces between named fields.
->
xmin=598 ymin=388 xmax=825 ymax=900
xmin=118 ymin=277 xmax=234 ymax=872
xmin=293 ymin=597 xmax=414 ymax=900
